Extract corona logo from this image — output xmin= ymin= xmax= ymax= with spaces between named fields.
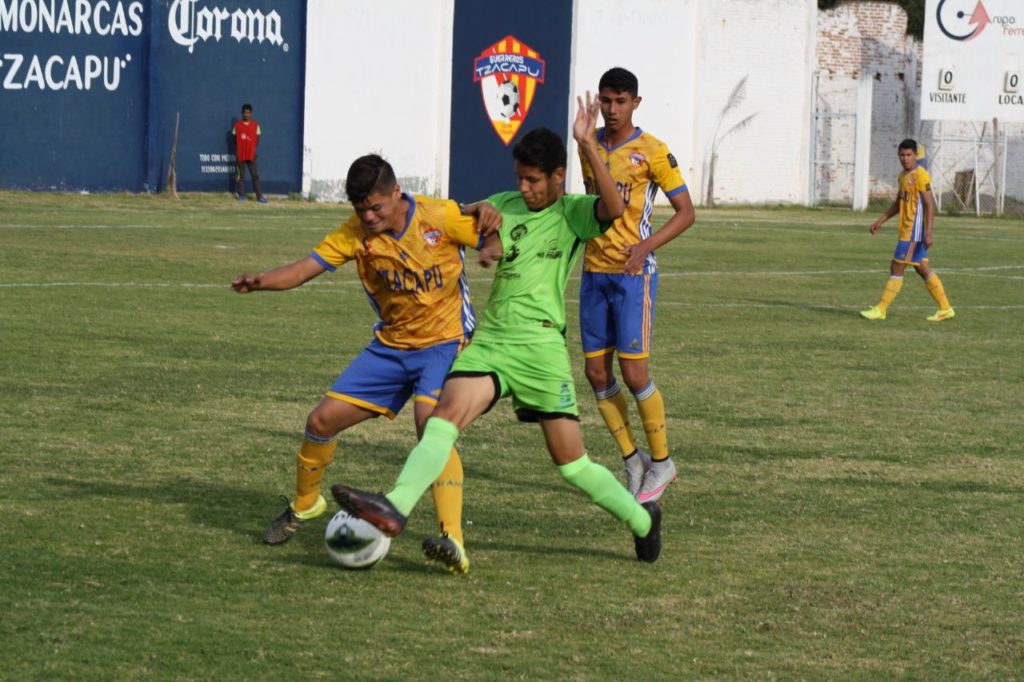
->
xmin=168 ymin=0 xmax=285 ymax=53
xmin=472 ymin=35 xmax=545 ymax=145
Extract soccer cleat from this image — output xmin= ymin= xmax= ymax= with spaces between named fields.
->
xmin=263 ymin=494 xmax=327 ymax=545
xmin=330 ymin=484 xmax=407 ymax=537
xmin=859 ymin=306 xmax=886 ymax=320
xmin=636 ymin=457 xmax=677 ymax=504
xmin=623 ymin=448 xmax=652 ymax=497
xmin=926 ymin=307 xmax=955 ymax=322
xmin=634 ymin=501 xmax=662 ymax=563
xmin=422 ymin=533 xmax=470 ymax=575
xmin=257 ymin=196 xmax=268 ymax=204
xmin=238 ymin=194 xmax=247 ymax=201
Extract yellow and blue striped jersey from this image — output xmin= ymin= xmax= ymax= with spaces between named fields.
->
xmin=311 ymin=194 xmax=481 ymax=350
xmin=578 ymin=127 xmax=687 ymax=273
xmin=897 ymin=165 xmax=931 ymax=242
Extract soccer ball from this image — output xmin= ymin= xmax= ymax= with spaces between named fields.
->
xmin=324 ymin=510 xmax=391 ymax=569
xmin=496 ymin=79 xmax=520 ymax=120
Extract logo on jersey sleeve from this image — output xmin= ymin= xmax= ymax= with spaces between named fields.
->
xmin=473 ymin=35 xmax=546 ymax=145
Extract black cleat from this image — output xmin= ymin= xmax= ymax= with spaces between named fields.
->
xmin=330 ymin=484 xmax=407 ymax=537
xmin=634 ymin=501 xmax=662 ymax=563
xmin=422 ymin=533 xmax=470 ymax=574
xmin=263 ymin=495 xmax=326 ymax=545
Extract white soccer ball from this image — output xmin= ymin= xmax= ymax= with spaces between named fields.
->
xmin=324 ymin=510 xmax=391 ymax=569
xmin=496 ymin=79 xmax=520 ymax=120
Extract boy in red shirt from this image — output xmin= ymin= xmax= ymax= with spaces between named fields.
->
xmin=232 ymin=103 xmax=266 ymax=203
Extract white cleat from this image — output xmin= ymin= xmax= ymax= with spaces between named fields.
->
xmin=636 ymin=457 xmax=677 ymax=503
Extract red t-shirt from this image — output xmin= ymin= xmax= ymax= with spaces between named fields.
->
xmin=232 ymin=119 xmax=260 ymax=161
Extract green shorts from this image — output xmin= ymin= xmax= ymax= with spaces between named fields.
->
xmin=450 ymin=335 xmax=578 ymax=421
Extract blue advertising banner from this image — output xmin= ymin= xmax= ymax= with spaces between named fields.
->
xmin=146 ymin=0 xmax=305 ymax=194
xmin=0 ymin=0 xmax=304 ymax=193
xmin=0 ymin=0 xmax=149 ymax=190
xmin=448 ymin=0 xmax=573 ymax=202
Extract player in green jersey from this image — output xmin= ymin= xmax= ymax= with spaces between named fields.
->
xmin=331 ymin=94 xmax=664 ymax=565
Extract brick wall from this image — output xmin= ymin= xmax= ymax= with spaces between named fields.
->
xmin=815 ymin=0 xmax=1021 ymax=209
xmin=816 ymin=1 xmax=920 ymax=201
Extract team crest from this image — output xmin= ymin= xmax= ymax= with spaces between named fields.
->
xmin=473 ymin=35 xmax=546 ymax=145
xmin=422 ymin=228 xmax=443 ymax=248
xmin=629 ymin=151 xmax=646 ymax=167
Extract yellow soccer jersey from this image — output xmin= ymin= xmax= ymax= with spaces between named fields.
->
xmin=311 ymin=194 xmax=481 ymax=350
xmin=578 ymin=128 xmax=687 ymax=273
xmin=897 ymin=165 xmax=932 ymax=242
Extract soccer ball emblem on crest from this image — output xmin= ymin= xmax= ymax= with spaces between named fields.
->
xmin=497 ymin=80 xmax=520 ymax=120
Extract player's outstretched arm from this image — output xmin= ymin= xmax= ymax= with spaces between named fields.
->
xmin=870 ymin=199 xmax=899 ymax=235
xmin=231 ymin=255 xmax=325 ymax=293
xmin=573 ymin=92 xmax=624 ymax=222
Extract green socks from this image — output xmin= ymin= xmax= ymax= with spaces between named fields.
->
xmin=386 ymin=417 xmax=459 ymax=516
xmin=558 ymin=454 xmax=651 ymax=537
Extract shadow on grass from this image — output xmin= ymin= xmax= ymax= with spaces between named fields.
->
xmin=46 ymin=475 xmax=280 ymax=540
xmin=827 ymin=476 xmax=1023 ymax=495
xmin=45 ymin=473 xmax=640 ymax=566
xmin=744 ymin=298 xmax=859 ymax=318
xmin=468 ymin=538 xmax=629 ymax=562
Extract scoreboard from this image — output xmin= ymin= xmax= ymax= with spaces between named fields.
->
xmin=922 ymin=0 xmax=1024 ymax=121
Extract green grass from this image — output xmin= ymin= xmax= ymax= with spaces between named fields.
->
xmin=1 ymin=192 xmax=1022 ymax=679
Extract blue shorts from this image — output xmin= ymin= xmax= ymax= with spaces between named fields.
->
xmin=893 ymin=240 xmax=928 ymax=265
xmin=326 ymin=338 xmax=461 ymax=419
xmin=579 ymin=271 xmax=658 ymax=360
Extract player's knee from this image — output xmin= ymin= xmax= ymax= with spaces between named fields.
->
xmin=584 ymin=364 xmax=609 ymax=388
xmin=305 ymin=410 xmax=339 ymax=439
xmin=621 ymin=370 xmax=650 ymax=393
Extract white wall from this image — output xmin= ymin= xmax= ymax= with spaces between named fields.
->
xmin=303 ymin=0 xmax=454 ymax=202
xmin=304 ymin=0 xmax=817 ymax=206
xmin=567 ymin=0 xmax=699 ymax=198
xmin=691 ymin=0 xmax=816 ymax=205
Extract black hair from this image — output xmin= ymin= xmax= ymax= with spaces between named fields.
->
xmin=345 ymin=154 xmax=397 ymax=204
xmin=898 ymin=138 xmax=918 ymax=152
xmin=512 ymin=128 xmax=566 ymax=175
xmin=598 ymin=67 xmax=638 ymax=97
xmin=241 ymin=103 xmax=253 ymax=113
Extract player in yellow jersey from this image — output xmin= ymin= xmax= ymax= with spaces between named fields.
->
xmin=231 ymin=154 xmax=500 ymax=574
xmin=577 ymin=67 xmax=696 ymax=503
xmin=861 ymin=139 xmax=955 ymax=323
xmin=331 ymin=97 xmax=664 ymax=564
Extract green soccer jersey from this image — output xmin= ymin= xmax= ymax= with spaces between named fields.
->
xmin=475 ymin=191 xmax=609 ymax=344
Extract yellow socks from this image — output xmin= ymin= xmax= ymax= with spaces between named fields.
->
xmin=594 ymin=380 xmax=636 ymax=458
xmin=925 ymin=273 xmax=951 ymax=310
xmin=294 ymin=431 xmax=338 ymax=513
xmin=634 ymin=381 xmax=668 ymax=461
xmin=431 ymin=448 xmax=465 ymax=545
xmin=878 ymin=275 xmax=903 ymax=312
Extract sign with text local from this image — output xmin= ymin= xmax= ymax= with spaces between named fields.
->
xmin=922 ymin=0 xmax=1024 ymax=121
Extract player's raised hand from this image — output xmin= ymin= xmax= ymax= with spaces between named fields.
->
xmin=572 ymin=91 xmax=600 ymax=145
xmin=231 ymin=273 xmax=262 ymax=293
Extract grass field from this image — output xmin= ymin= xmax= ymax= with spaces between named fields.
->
xmin=1 ymin=192 xmax=1022 ymax=679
